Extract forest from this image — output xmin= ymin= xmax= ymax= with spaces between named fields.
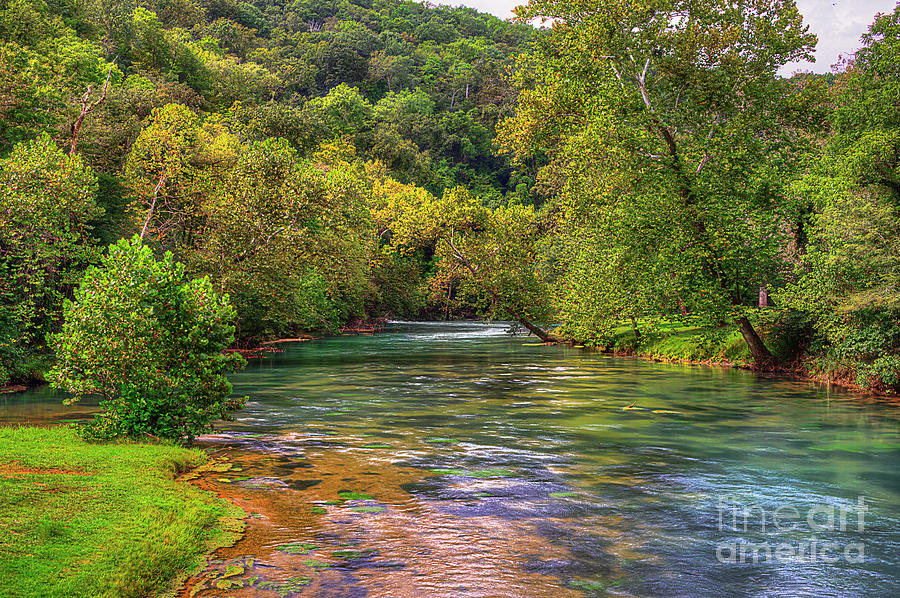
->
xmin=2 ymin=0 xmax=900 ymax=405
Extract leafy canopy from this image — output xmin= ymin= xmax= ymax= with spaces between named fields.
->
xmin=0 ymin=134 xmax=100 ymax=384
xmin=501 ymin=0 xmax=821 ymax=361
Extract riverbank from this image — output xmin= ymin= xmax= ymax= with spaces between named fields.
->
xmin=594 ymin=321 xmax=751 ymax=365
xmin=0 ymin=426 xmax=244 ymax=597
xmin=572 ymin=320 xmax=887 ymax=395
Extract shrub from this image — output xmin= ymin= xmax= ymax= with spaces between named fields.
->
xmin=48 ymin=237 xmax=246 ymax=443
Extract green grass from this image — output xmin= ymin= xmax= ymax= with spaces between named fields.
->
xmin=603 ymin=320 xmax=751 ymax=364
xmin=0 ymin=426 xmax=244 ymax=598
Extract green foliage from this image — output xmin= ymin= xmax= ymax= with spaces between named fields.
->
xmin=182 ymin=136 xmax=373 ymax=338
xmin=123 ymin=102 xmax=208 ymax=245
xmin=48 ymin=237 xmax=246 ymax=443
xmin=5 ymin=0 xmax=900 ymax=394
xmin=0 ymin=426 xmax=243 ymax=597
xmin=0 ymin=0 xmax=538 ymax=381
xmin=501 ymin=0 xmax=823 ymax=362
xmin=369 ymin=251 xmax=427 ymax=318
xmin=368 ymin=175 xmax=552 ymax=330
xmin=0 ymin=135 xmax=101 ymax=384
xmin=308 ymin=83 xmax=374 ymax=136
xmin=777 ymin=5 xmax=900 ymax=389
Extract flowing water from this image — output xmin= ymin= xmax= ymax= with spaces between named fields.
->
xmin=3 ymin=321 xmax=899 ymax=597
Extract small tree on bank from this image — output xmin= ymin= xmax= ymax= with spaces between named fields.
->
xmin=48 ymin=236 xmax=246 ymax=444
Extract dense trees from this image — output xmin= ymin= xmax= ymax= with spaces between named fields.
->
xmin=778 ymin=5 xmax=900 ymax=390
xmin=0 ymin=136 xmax=101 ymax=384
xmin=368 ymin=178 xmax=553 ymax=336
xmin=1 ymin=0 xmax=535 ymax=194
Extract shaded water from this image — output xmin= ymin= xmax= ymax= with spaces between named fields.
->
xmin=4 ymin=322 xmax=900 ymax=596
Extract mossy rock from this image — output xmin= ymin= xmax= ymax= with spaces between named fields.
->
xmin=301 ymin=558 xmax=332 ymax=570
xmin=338 ymin=491 xmax=373 ymax=500
xmin=276 ymin=542 xmax=318 ymax=555
xmin=206 ymin=462 xmax=232 ymax=473
xmin=258 ymin=576 xmax=312 ymax=595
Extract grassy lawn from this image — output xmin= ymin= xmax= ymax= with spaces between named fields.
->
xmin=602 ymin=320 xmax=752 ymax=364
xmin=0 ymin=426 xmax=243 ymax=597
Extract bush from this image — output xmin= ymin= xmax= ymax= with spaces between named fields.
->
xmin=48 ymin=237 xmax=246 ymax=443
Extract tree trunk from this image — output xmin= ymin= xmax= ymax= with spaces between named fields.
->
xmin=444 ymin=283 xmax=452 ymax=320
xmin=737 ymin=316 xmax=775 ymax=366
xmin=518 ymin=318 xmax=554 ymax=343
xmin=69 ymin=61 xmax=114 ymax=155
xmin=140 ymin=169 xmax=167 ymax=240
xmin=630 ymin=315 xmax=641 ymax=342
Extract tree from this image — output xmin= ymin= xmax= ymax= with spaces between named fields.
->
xmin=777 ymin=5 xmax=900 ymax=389
xmin=0 ymin=135 xmax=101 ymax=384
xmin=501 ymin=0 xmax=821 ymax=364
xmin=307 ymin=83 xmax=373 ymax=136
xmin=48 ymin=237 xmax=246 ymax=443
xmin=368 ymin=173 xmax=553 ymax=338
xmin=433 ymin=190 xmax=555 ymax=340
xmin=184 ymin=138 xmax=353 ymax=339
xmin=367 ymin=50 xmax=414 ymax=92
xmin=123 ymin=103 xmax=237 ymax=247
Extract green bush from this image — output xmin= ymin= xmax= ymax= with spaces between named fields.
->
xmin=48 ymin=236 xmax=246 ymax=444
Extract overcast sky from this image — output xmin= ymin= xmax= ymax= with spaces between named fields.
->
xmin=436 ymin=0 xmax=898 ymax=74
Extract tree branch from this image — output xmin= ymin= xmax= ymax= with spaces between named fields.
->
xmin=140 ymin=168 xmax=168 ymax=240
xmin=69 ymin=59 xmax=115 ymax=156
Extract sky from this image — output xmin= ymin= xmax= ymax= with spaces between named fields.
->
xmin=435 ymin=0 xmax=898 ymax=74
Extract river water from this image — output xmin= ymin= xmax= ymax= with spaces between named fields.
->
xmin=4 ymin=321 xmax=899 ymax=597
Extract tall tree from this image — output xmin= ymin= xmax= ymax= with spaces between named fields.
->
xmin=778 ymin=5 xmax=900 ymax=389
xmin=501 ymin=0 xmax=821 ymax=364
xmin=0 ymin=135 xmax=100 ymax=384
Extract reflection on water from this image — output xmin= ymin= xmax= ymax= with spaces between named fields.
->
xmin=5 ymin=321 xmax=900 ymax=596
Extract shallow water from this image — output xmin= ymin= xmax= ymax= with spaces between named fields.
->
xmin=5 ymin=321 xmax=900 ymax=596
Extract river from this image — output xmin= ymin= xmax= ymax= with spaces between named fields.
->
xmin=3 ymin=321 xmax=899 ymax=597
